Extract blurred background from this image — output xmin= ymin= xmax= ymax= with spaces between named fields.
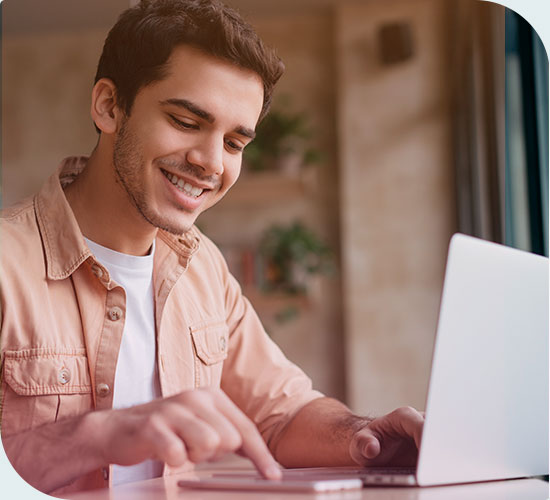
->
xmin=2 ymin=0 xmax=548 ymax=415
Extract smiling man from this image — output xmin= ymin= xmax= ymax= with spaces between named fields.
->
xmin=65 ymin=44 xmax=262 ymax=255
xmin=0 ymin=0 xmax=423 ymax=496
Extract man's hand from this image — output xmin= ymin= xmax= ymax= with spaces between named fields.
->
xmin=349 ymin=406 xmax=424 ymax=467
xmin=3 ymin=387 xmax=281 ymax=493
xmin=96 ymin=387 xmax=281 ymax=478
xmin=271 ymin=398 xmax=424 ymax=468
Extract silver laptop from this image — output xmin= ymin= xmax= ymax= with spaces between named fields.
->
xmin=217 ymin=233 xmax=549 ymax=487
xmin=413 ymin=233 xmax=549 ymax=486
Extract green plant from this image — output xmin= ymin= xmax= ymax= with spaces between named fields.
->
xmin=259 ymin=221 xmax=333 ymax=294
xmin=244 ymin=97 xmax=323 ymax=172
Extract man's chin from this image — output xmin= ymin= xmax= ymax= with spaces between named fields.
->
xmin=139 ymin=209 xmax=196 ymax=236
xmin=155 ymin=219 xmax=195 ymax=236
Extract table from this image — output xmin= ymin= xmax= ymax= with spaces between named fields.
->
xmin=65 ymin=456 xmax=549 ymax=500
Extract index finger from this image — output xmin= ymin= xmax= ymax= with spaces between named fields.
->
xmin=213 ymin=391 xmax=282 ymax=480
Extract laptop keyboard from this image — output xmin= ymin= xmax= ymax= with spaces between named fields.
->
xmin=282 ymin=467 xmax=416 ymax=477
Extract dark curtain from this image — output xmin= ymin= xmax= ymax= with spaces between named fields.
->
xmin=449 ymin=0 xmax=505 ymax=244
xmin=505 ymin=10 xmax=549 ymax=257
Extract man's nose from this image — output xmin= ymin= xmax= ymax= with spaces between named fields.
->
xmin=186 ymin=135 xmax=224 ymax=177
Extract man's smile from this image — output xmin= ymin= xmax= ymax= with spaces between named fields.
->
xmin=160 ymin=168 xmax=209 ymax=198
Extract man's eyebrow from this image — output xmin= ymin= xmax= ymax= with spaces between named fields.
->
xmin=235 ymin=126 xmax=256 ymax=140
xmin=160 ymin=98 xmax=214 ymax=123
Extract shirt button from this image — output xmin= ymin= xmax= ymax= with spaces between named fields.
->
xmin=91 ymin=264 xmax=104 ymax=279
xmin=108 ymin=307 xmax=123 ymax=321
xmin=96 ymin=383 xmax=111 ymax=397
xmin=219 ymin=337 xmax=227 ymax=352
xmin=58 ymin=368 xmax=71 ymax=385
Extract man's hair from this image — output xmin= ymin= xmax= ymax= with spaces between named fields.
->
xmin=94 ymin=0 xmax=284 ymax=126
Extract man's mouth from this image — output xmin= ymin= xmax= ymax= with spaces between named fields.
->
xmin=161 ymin=169 xmax=205 ymax=198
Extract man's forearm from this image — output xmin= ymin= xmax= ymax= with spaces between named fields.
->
xmin=1 ymin=388 xmax=284 ymax=493
xmin=271 ymin=397 xmax=371 ymax=467
xmin=2 ymin=410 xmax=107 ymax=493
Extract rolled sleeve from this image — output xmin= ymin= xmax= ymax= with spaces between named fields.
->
xmin=221 ymin=272 xmax=324 ymax=448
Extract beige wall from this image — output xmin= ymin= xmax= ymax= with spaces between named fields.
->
xmin=336 ymin=0 xmax=457 ymax=413
xmin=2 ymin=31 xmax=104 ymax=206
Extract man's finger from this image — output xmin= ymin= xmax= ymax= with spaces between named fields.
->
xmin=142 ymin=417 xmax=188 ymax=467
xmin=165 ymin=406 xmax=224 ymax=463
xmin=393 ymin=407 xmax=424 ymax=449
xmin=362 ymin=435 xmax=381 ymax=459
xmin=349 ymin=428 xmax=381 ymax=464
xmin=213 ymin=391 xmax=282 ymax=479
xmin=185 ymin=395 xmax=243 ymax=454
xmin=368 ymin=408 xmax=423 ymax=444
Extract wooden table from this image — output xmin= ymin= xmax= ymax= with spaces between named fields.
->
xmin=65 ymin=456 xmax=549 ymax=500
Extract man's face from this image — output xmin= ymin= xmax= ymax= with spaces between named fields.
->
xmin=111 ymin=45 xmax=264 ymax=235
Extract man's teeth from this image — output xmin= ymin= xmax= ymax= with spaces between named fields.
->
xmin=164 ymin=171 xmax=203 ymax=197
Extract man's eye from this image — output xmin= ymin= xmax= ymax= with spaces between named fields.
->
xmin=225 ymin=139 xmax=244 ymax=153
xmin=169 ymin=115 xmax=198 ymax=130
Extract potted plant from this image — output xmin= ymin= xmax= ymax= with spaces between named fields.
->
xmin=243 ymin=97 xmax=323 ymax=174
xmin=259 ymin=221 xmax=333 ymax=295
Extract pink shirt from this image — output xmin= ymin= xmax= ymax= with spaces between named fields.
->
xmin=0 ymin=157 xmax=323 ymax=495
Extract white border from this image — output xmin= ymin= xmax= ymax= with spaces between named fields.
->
xmin=481 ymin=0 xmax=549 ymax=52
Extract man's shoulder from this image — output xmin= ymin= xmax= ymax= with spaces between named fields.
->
xmin=0 ymin=195 xmax=44 ymax=270
xmin=0 ymin=195 xmax=41 ymax=245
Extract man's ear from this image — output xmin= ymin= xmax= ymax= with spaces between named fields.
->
xmin=91 ymin=78 xmax=123 ymax=134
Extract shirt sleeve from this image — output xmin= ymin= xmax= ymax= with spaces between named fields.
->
xmin=218 ymin=254 xmax=324 ymax=449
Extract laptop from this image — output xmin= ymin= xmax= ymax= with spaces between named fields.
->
xmin=188 ymin=233 xmax=550 ymax=488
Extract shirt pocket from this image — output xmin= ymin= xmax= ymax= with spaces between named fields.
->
xmin=189 ymin=321 xmax=229 ymax=388
xmin=1 ymin=348 xmax=93 ymax=436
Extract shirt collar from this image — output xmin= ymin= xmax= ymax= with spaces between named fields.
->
xmin=35 ymin=156 xmax=200 ymax=281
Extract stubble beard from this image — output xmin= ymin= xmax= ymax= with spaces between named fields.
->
xmin=112 ymin=119 xmax=194 ymax=236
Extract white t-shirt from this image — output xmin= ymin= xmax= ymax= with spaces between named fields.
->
xmin=85 ymin=238 xmax=162 ymax=485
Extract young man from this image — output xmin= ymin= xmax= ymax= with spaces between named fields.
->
xmin=0 ymin=0 xmax=423 ymax=495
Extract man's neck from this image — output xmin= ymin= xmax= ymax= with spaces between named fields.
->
xmin=64 ymin=147 xmax=158 ymax=257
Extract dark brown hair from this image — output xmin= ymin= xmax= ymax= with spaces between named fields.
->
xmin=95 ymin=0 xmax=284 ymax=127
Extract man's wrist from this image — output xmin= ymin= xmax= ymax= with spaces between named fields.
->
xmin=79 ymin=409 xmax=111 ymax=467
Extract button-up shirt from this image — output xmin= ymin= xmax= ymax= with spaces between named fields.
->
xmin=0 ymin=157 xmax=323 ymax=495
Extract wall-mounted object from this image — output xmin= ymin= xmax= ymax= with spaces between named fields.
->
xmin=378 ymin=22 xmax=415 ymax=65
